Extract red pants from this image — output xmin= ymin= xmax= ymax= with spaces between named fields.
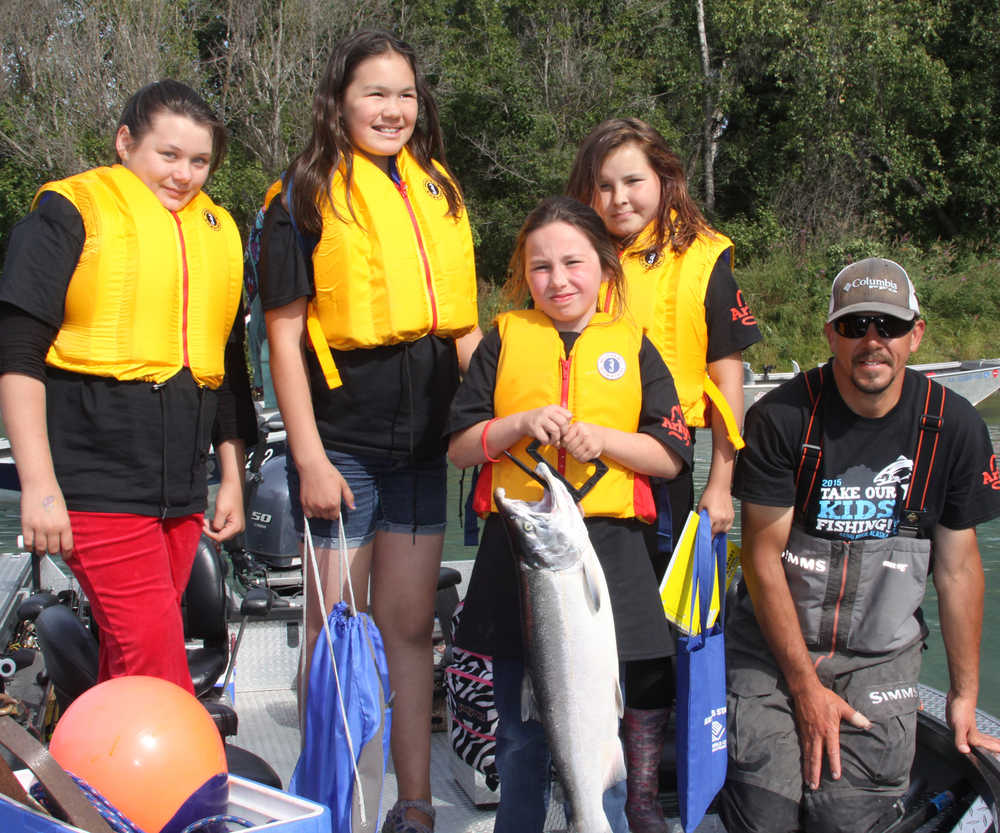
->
xmin=64 ymin=512 xmax=202 ymax=694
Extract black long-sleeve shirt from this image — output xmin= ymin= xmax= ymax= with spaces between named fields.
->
xmin=0 ymin=192 xmax=257 ymax=516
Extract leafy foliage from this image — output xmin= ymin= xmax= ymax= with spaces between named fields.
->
xmin=1 ymin=0 xmax=998 ymax=359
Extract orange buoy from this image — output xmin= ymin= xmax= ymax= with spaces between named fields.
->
xmin=50 ymin=676 xmax=228 ymax=833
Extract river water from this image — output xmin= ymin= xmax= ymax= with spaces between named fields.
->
xmin=1 ymin=397 xmax=999 ymax=714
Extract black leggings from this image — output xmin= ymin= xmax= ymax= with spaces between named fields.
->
xmin=623 ymin=655 xmax=674 ymax=710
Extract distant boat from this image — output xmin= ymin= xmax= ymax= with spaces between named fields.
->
xmin=743 ymin=358 xmax=1000 ymax=415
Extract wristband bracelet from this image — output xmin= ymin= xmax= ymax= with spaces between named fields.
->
xmin=481 ymin=418 xmax=502 ymax=463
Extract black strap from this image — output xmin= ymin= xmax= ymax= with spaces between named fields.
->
xmin=899 ymin=377 xmax=946 ymax=536
xmin=462 ymin=466 xmax=481 ymax=546
xmin=0 ymin=716 xmax=113 ymax=833
xmin=793 ymin=366 xmax=826 ymax=520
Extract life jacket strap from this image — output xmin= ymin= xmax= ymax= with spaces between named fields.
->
xmin=703 ymin=375 xmax=746 ymax=451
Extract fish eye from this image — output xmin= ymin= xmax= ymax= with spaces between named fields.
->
xmin=522 ymin=521 xmax=534 ymax=533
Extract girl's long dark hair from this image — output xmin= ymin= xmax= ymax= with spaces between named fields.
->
xmin=503 ymin=196 xmax=626 ymax=318
xmin=285 ymin=29 xmax=462 ymax=237
xmin=566 ymin=117 xmax=714 ymax=259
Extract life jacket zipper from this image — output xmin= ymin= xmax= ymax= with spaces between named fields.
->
xmin=395 ymin=181 xmax=438 ymax=332
xmin=558 ymin=356 xmax=571 ymax=474
xmin=171 ymin=211 xmax=191 ymax=368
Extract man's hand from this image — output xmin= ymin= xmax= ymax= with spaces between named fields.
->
xmin=792 ymin=679 xmax=871 ymax=789
xmin=947 ymin=690 xmax=1000 ymax=756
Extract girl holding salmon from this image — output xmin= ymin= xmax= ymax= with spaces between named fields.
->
xmin=448 ymin=196 xmax=692 ymax=833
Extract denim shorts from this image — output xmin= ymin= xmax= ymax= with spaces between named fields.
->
xmin=287 ymin=450 xmax=448 ymax=549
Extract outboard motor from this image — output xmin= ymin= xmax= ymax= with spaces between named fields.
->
xmin=244 ymin=452 xmax=298 ymax=569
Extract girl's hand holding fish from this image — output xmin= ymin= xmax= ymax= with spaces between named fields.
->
xmin=561 ymin=420 xmax=606 ymax=462
xmin=518 ymin=405 xmax=573 ymax=447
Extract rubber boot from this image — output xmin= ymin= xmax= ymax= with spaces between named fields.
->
xmin=622 ymin=706 xmax=670 ymax=833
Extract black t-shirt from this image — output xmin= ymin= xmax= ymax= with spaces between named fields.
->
xmin=703 ymin=251 xmax=763 ymax=362
xmin=258 ymin=199 xmax=459 ymax=461
xmin=734 ymin=363 xmax=1000 ymax=539
xmin=448 ymin=324 xmax=693 ymax=660
xmin=0 ymin=191 xmax=256 ymax=516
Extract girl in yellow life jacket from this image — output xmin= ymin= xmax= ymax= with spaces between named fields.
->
xmin=567 ymin=118 xmax=762 ymax=833
xmin=259 ymin=30 xmax=481 ymax=833
xmin=0 ymin=81 xmax=254 ymax=695
xmin=568 ymin=118 xmax=762 ymax=544
xmin=448 ymin=197 xmax=692 ymax=833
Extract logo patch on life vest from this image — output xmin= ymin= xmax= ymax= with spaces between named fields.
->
xmin=642 ymin=249 xmax=661 ymax=270
xmin=203 ymin=209 xmax=221 ymax=230
xmin=597 ymin=352 xmax=627 ymax=380
xmin=425 ymin=180 xmax=443 ymax=199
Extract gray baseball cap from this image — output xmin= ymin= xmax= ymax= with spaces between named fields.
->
xmin=827 ymin=258 xmax=920 ymax=322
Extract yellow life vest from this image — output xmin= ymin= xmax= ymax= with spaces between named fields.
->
xmin=472 ymin=309 xmax=655 ymax=521
xmin=35 ymin=165 xmax=243 ymax=388
xmin=599 ymin=225 xmax=744 ymax=449
xmin=267 ymin=148 xmax=478 ymax=389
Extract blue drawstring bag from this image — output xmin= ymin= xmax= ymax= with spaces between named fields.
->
xmin=675 ymin=509 xmax=728 ymax=832
xmin=291 ymin=518 xmax=392 ymax=833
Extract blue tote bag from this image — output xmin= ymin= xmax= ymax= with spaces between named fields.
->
xmin=291 ymin=517 xmax=392 ymax=833
xmin=675 ymin=509 xmax=728 ymax=832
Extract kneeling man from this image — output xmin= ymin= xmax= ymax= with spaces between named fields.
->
xmin=720 ymin=258 xmax=1000 ymax=833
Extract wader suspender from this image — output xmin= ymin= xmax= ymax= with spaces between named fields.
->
xmin=793 ymin=366 xmax=827 ymax=521
xmin=899 ymin=378 xmax=946 ymax=537
xmin=793 ymin=369 xmax=945 ymax=537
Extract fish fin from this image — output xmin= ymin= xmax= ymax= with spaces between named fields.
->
xmin=583 ymin=557 xmax=602 ymax=613
xmin=521 ymin=670 xmax=540 ymax=722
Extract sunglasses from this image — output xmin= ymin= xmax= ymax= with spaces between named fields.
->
xmin=832 ymin=314 xmax=916 ymax=339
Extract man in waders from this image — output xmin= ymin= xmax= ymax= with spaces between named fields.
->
xmin=719 ymin=258 xmax=1000 ymax=833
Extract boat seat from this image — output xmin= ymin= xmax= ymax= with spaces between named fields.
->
xmin=34 ymin=603 xmax=98 ymax=712
xmin=182 ymin=536 xmax=233 ymax=696
xmin=16 ymin=592 xmax=60 ymax=624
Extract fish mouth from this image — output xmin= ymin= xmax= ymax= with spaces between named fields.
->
xmin=495 ymin=462 xmax=582 ymax=571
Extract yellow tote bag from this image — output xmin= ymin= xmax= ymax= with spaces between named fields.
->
xmin=658 ymin=511 xmax=741 ymax=634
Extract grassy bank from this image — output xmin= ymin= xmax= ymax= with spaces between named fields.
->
xmin=737 ymin=238 xmax=1000 ymax=369
xmin=477 ymin=237 xmax=1000 ymax=369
